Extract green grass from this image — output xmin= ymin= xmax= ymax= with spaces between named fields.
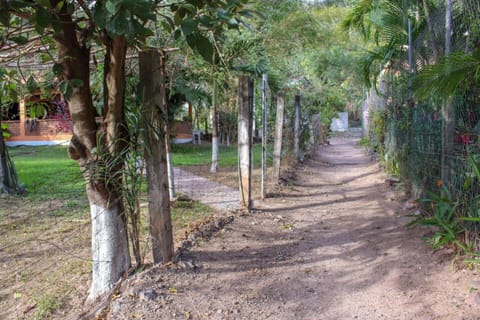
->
xmin=172 ymin=143 xmax=237 ymax=166
xmin=171 ymin=198 xmax=214 ymax=230
xmin=8 ymin=146 xmax=85 ymax=201
xmin=172 ymin=143 xmax=272 ymax=167
xmin=33 ymin=293 xmax=62 ymax=320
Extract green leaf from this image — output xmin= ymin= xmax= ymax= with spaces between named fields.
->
xmin=40 ymin=53 xmax=52 ymax=63
xmin=180 ymin=3 xmax=197 ymax=15
xmin=26 ymin=76 xmax=38 ymax=94
xmin=55 ymin=0 xmax=65 ymax=12
xmin=174 ymin=10 xmax=182 ymax=26
xmin=197 ymin=15 xmax=214 ymax=28
xmin=459 ymin=217 xmax=480 ymax=222
xmin=1 ymin=122 xmax=10 ymax=138
xmin=109 ymin=9 xmax=132 ymax=36
xmin=105 ymin=0 xmax=121 ymax=15
xmin=160 ymin=20 xmax=172 ymax=33
xmin=173 ymin=29 xmax=182 ymax=40
xmin=34 ymin=6 xmax=52 ymax=30
xmin=52 ymin=63 xmax=64 ymax=76
xmin=132 ymin=19 xmax=153 ymax=38
xmin=181 ymin=18 xmax=198 ymax=36
xmin=187 ymin=34 xmax=215 ymax=65
xmin=93 ymin=0 xmax=109 ymax=29
xmin=122 ymin=0 xmax=155 ymax=22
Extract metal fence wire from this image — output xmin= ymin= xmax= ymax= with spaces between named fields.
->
xmin=370 ymin=90 xmax=480 ymax=222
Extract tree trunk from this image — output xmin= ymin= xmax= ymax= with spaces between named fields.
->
xmin=0 ymin=127 xmax=6 ymax=192
xmin=238 ymin=76 xmax=254 ymax=210
xmin=139 ymin=49 xmax=174 ymax=264
xmin=273 ymin=92 xmax=285 ymax=184
xmin=88 ymin=196 xmax=130 ymax=301
xmin=166 ymin=135 xmax=175 ymax=201
xmin=261 ymin=74 xmax=268 ymax=200
xmin=312 ymin=113 xmax=321 ymax=148
xmin=407 ymin=18 xmax=414 ymax=98
xmin=53 ymin=4 xmax=130 ymax=302
xmin=441 ymin=0 xmax=454 ymax=188
xmin=293 ymin=94 xmax=301 ymax=161
xmin=422 ymin=0 xmax=440 ymax=63
xmin=0 ymin=118 xmax=23 ymax=194
xmin=210 ymin=80 xmax=219 ymax=173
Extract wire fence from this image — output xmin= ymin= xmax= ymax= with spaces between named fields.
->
xmin=368 ymin=91 xmax=480 ymax=220
xmin=173 ymin=165 xmax=240 ymax=212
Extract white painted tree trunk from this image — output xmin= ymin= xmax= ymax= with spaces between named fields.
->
xmin=211 ymin=136 xmax=219 ymax=173
xmin=210 ymin=81 xmax=219 ymax=173
xmin=273 ymin=93 xmax=285 ymax=184
xmin=87 ymin=203 xmax=130 ymax=302
xmin=261 ymin=74 xmax=268 ymax=200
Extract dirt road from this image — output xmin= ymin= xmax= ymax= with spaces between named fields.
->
xmin=106 ymin=136 xmax=480 ymax=320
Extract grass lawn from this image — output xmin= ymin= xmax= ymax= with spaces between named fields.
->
xmin=172 ymin=143 xmax=272 ymax=167
xmin=8 ymin=146 xmax=84 ymax=199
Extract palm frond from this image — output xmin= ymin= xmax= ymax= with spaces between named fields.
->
xmin=414 ymin=51 xmax=480 ymax=98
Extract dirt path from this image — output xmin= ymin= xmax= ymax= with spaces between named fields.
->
xmin=106 ymin=136 xmax=480 ymax=320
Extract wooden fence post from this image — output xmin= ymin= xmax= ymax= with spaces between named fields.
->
xmin=139 ymin=49 xmax=174 ymax=263
xmin=238 ymin=76 xmax=254 ymax=210
xmin=294 ymin=94 xmax=301 ymax=160
xmin=312 ymin=113 xmax=320 ymax=148
xmin=261 ymin=74 xmax=268 ymax=199
xmin=273 ymin=92 xmax=285 ymax=184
